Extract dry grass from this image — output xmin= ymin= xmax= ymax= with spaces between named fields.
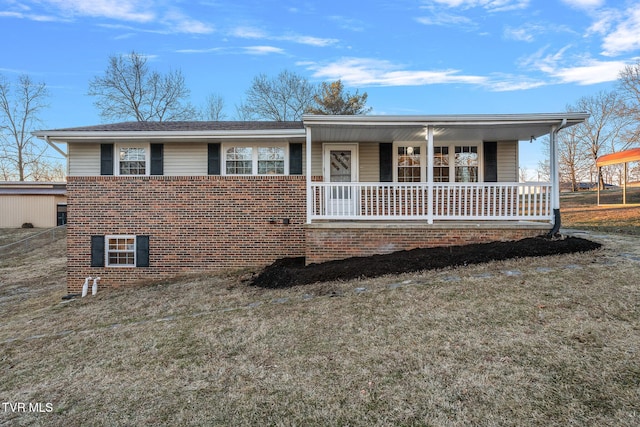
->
xmin=1 ymin=229 xmax=640 ymax=426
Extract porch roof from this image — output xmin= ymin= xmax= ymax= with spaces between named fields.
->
xmin=303 ymin=113 xmax=590 ymax=143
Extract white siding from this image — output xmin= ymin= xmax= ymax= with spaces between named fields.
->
xmin=164 ymin=143 xmax=208 ymax=175
xmin=497 ymin=141 xmax=518 ymax=182
xmin=68 ymin=144 xmax=100 ymax=176
xmin=68 ymin=142 xmax=307 ymax=176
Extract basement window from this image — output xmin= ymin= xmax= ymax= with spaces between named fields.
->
xmin=105 ymin=235 xmax=136 ymax=267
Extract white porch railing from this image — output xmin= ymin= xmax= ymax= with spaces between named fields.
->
xmin=310 ymin=182 xmax=552 ymax=221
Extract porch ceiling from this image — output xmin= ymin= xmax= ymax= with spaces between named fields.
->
xmin=309 ymin=123 xmax=560 ymax=143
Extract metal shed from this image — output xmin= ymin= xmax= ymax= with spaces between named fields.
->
xmin=0 ymin=182 xmax=67 ymax=228
xmin=596 ymin=148 xmax=640 ymax=205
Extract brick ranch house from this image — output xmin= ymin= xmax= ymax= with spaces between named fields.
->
xmin=34 ymin=113 xmax=588 ymax=293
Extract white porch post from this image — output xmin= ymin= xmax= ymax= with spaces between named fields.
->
xmin=427 ymin=125 xmax=434 ymax=224
xmin=306 ymin=126 xmax=313 ymax=224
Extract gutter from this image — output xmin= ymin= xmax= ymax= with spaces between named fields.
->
xmin=35 ymin=128 xmax=306 ymax=143
xmin=44 ymin=135 xmax=68 ymax=158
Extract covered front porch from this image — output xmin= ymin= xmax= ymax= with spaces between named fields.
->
xmin=303 ymin=113 xmax=589 ymax=225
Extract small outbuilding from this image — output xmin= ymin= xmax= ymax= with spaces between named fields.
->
xmin=0 ymin=182 xmax=67 ymax=228
xmin=596 ymin=148 xmax=640 ymax=205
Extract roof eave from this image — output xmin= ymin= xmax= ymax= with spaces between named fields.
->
xmin=34 ymin=128 xmax=307 ymax=142
xmin=302 ymin=113 xmax=590 ymax=126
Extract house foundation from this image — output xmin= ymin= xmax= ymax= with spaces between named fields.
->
xmin=304 ymin=221 xmax=550 ymax=265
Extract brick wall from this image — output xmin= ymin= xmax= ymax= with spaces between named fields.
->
xmin=67 ymin=176 xmax=306 ymax=292
xmin=305 ymin=224 xmax=548 ymax=265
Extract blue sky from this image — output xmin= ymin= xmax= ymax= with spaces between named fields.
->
xmin=1 ymin=0 xmax=639 ymax=175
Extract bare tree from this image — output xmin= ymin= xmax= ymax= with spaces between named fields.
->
xmin=238 ymin=70 xmax=316 ymax=121
xmin=307 ymin=80 xmax=372 ymax=115
xmin=571 ymin=91 xmax=632 ymax=189
xmin=557 ymin=123 xmax=589 ymax=191
xmin=88 ymin=51 xmax=196 ymax=122
xmin=536 ymin=158 xmax=550 ymax=182
xmin=0 ymin=73 xmax=59 ymax=181
xmin=618 ymin=60 xmax=640 ymax=145
xmin=201 ymin=93 xmax=226 ymax=121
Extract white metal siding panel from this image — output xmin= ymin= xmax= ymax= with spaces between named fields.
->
xmin=164 ymin=143 xmax=208 ymax=175
xmin=68 ymin=143 xmax=100 ymax=176
xmin=359 ymin=143 xmax=379 ymax=182
xmin=0 ymin=195 xmax=57 ymax=227
xmin=497 ymin=141 xmax=518 ymax=182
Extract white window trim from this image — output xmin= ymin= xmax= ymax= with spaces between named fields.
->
xmin=393 ymin=141 xmax=426 ymax=182
xmin=115 ymin=143 xmax=150 ymax=176
xmin=105 ymin=235 xmax=137 ymax=268
xmin=391 ymin=141 xmax=484 ymax=182
xmin=221 ymin=142 xmax=289 ymax=176
xmin=451 ymin=143 xmax=483 ymax=183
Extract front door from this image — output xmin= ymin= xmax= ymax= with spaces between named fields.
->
xmin=323 ymin=144 xmax=358 ymax=216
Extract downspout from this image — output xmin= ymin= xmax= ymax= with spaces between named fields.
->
xmin=547 ymin=118 xmax=567 ymax=238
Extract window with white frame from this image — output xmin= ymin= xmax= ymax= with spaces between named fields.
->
xmin=117 ymin=145 xmax=148 ymax=175
xmin=225 ymin=146 xmax=253 ymax=174
xmin=224 ymin=144 xmax=287 ymax=175
xmin=105 ymin=235 xmax=136 ymax=267
xmin=258 ymin=146 xmax=285 ymax=174
xmin=394 ymin=142 xmax=426 ymax=182
xmin=434 ymin=146 xmax=450 ymax=182
xmin=454 ymin=145 xmax=479 ymax=182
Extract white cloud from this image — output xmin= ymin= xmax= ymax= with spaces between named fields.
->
xmin=601 ymin=5 xmax=640 ymax=56
xmin=230 ymin=26 xmax=268 ymax=39
xmin=521 ymin=47 xmax=627 ymax=85
xmin=162 ymin=9 xmax=214 ymax=34
xmin=305 ymin=57 xmax=487 ymax=87
xmin=551 ymin=59 xmax=628 ymax=84
xmin=0 ymin=10 xmax=62 ymax=21
xmin=1 ymin=1 xmax=213 ymax=34
xmin=415 ymin=13 xmax=474 ymax=27
xmin=230 ymin=26 xmax=338 ymax=47
xmin=427 ymin=0 xmax=530 ymax=12
xmin=560 ymin=0 xmax=605 ymax=10
xmin=42 ymin=0 xmax=155 ymax=22
xmin=243 ymin=46 xmax=285 ymax=55
xmin=504 ymin=25 xmax=537 ymax=42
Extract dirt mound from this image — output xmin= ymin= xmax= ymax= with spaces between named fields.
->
xmin=251 ymin=235 xmax=601 ymax=289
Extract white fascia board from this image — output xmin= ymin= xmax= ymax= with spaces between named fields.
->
xmin=302 ymin=113 xmax=590 ymax=127
xmin=34 ymin=128 xmax=306 ymax=143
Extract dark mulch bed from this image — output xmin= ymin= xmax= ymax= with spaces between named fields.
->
xmin=250 ymin=235 xmax=602 ymax=289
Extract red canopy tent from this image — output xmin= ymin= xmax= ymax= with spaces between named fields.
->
xmin=596 ymin=147 xmax=640 ymax=205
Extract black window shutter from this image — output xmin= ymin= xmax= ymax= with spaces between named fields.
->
xmin=100 ymin=144 xmax=114 ymax=176
xmin=208 ymin=143 xmax=221 ymax=175
xmin=91 ymin=235 xmax=105 ymax=267
xmin=136 ymin=236 xmax=150 ymax=267
xmin=289 ymin=143 xmax=303 ymax=175
xmin=150 ymin=144 xmax=164 ymax=175
xmin=379 ymin=143 xmax=393 ymax=182
xmin=484 ymin=141 xmax=498 ymax=182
